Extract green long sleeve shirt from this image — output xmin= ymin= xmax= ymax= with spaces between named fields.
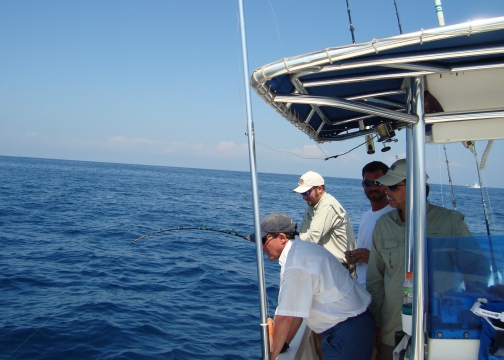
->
xmin=366 ymin=203 xmax=476 ymax=347
xmin=299 ymin=192 xmax=356 ymax=263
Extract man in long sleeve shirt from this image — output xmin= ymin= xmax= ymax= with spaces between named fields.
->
xmin=293 ymin=171 xmax=356 ymax=265
xmin=366 ymin=159 xmax=490 ymax=360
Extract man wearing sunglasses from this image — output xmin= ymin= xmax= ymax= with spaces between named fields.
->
xmin=345 ymin=161 xmax=393 ymax=289
xmin=366 ymin=158 xmax=486 ymax=360
xmin=292 ymin=171 xmax=356 ymax=269
xmin=250 ymin=212 xmax=374 ymax=360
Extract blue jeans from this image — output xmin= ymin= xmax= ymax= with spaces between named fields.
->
xmin=320 ymin=309 xmax=375 ymax=360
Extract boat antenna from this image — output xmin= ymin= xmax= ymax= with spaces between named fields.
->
xmin=393 ymin=0 xmax=403 ymax=34
xmin=345 ymin=0 xmax=356 ymax=44
xmin=434 ymin=0 xmax=445 ymax=26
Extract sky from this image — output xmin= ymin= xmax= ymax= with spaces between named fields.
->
xmin=1 ymin=0 xmax=503 ymax=188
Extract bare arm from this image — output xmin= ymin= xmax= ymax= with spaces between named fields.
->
xmin=286 ymin=317 xmax=303 ymax=344
xmin=270 ymin=315 xmax=302 ymax=359
xmin=366 ymin=231 xmax=385 ymax=330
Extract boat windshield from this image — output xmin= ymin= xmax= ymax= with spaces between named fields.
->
xmin=427 ymin=235 xmax=504 ymax=339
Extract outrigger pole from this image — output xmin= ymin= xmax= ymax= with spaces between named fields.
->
xmin=237 ymin=1 xmax=270 ymax=359
xmin=393 ymin=0 xmax=403 ymax=34
xmin=345 ymin=0 xmax=356 ymax=44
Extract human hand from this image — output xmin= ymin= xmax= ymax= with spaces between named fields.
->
xmin=375 ymin=328 xmax=381 ymax=348
xmin=349 ymin=248 xmax=370 ymax=264
xmin=344 ymin=250 xmax=357 ymax=264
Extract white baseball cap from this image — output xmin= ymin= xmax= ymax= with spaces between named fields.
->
xmin=292 ymin=171 xmax=324 ymax=193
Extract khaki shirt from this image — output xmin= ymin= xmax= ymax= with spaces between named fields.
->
xmin=299 ymin=192 xmax=356 ymax=263
xmin=366 ymin=203 xmax=474 ymax=347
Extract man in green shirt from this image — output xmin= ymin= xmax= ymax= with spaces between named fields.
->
xmin=366 ymin=159 xmax=490 ymax=360
xmin=292 ymin=171 xmax=356 ymax=266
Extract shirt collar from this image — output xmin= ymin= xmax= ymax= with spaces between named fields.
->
xmin=313 ymin=192 xmax=327 ymax=210
xmin=390 ymin=201 xmax=432 ymax=224
xmin=278 ymin=237 xmax=294 ymax=268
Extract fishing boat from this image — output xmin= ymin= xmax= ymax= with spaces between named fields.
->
xmin=240 ymin=3 xmax=504 ymax=358
xmin=471 ymin=182 xmax=482 ymax=189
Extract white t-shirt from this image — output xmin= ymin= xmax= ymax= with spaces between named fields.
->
xmin=356 ymin=205 xmax=393 ymax=287
xmin=275 ymin=238 xmax=371 ymax=334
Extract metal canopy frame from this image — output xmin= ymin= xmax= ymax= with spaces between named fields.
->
xmin=251 ymin=17 xmax=504 ymax=143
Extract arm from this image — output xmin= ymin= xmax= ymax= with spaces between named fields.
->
xmin=366 ymin=229 xmax=386 ymax=332
xmin=270 ymin=315 xmax=301 ymax=359
xmin=299 ymin=204 xmax=342 ymax=244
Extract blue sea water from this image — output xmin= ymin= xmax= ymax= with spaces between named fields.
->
xmin=1 ymin=155 xmax=503 ymax=359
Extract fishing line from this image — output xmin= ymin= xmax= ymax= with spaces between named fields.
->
xmin=255 ymin=135 xmax=375 ymax=162
xmin=131 ymin=225 xmax=249 ymax=243
xmin=266 ymin=0 xmax=284 ymax=57
xmin=255 ymin=141 xmax=327 ymax=160
xmin=6 ymin=226 xmax=250 ymax=359
xmin=324 ymin=135 xmax=377 ymax=161
xmin=234 ymin=10 xmax=247 ymax=133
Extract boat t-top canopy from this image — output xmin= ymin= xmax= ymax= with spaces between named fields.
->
xmin=251 ymin=17 xmax=504 ymax=145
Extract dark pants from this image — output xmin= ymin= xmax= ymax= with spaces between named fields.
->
xmin=376 ymin=344 xmax=394 ymax=360
xmin=320 ymin=309 xmax=375 ymax=360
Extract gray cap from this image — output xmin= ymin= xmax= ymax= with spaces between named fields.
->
xmin=377 ymin=158 xmax=429 ymax=186
xmin=248 ymin=212 xmax=297 ymax=242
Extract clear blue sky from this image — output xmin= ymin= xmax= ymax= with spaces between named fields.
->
xmin=1 ymin=1 xmax=503 ymax=187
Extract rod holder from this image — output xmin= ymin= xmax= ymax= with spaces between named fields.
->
xmin=365 ymin=134 xmax=375 ymax=154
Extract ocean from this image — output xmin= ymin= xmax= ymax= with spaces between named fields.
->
xmin=1 ymin=155 xmax=503 ymax=359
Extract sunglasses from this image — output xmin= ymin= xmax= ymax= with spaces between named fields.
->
xmin=301 ymin=187 xmax=316 ymax=196
xmin=261 ymin=233 xmax=278 ymax=245
xmin=363 ymin=180 xmax=383 ymax=187
xmin=386 ymin=183 xmax=406 ymax=192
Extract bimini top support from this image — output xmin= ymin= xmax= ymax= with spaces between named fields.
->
xmin=251 ymin=17 xmax=504 ymax=144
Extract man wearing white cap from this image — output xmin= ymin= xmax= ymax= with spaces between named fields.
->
xmin=293 ymin=171 xmax=356 ymax=266
xmin=250 ymin=212 xmax=374 ymax=360
xmin=366 ymin=158 xmax=489 ymax=360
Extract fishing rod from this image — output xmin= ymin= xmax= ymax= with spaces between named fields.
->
xmin=131 ymin=226 xmax=250 ymax=243
xmin=344 ymin=0 xmax=356 ymax=44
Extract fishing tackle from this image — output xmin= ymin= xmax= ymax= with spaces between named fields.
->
xmin=131 ymin=226 xmax=249 ymax=243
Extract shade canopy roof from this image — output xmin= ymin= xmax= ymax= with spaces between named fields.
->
xmin=251 ymin=17 xmax=504 ymax=144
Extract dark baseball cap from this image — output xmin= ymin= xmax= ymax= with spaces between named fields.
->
xmin=248 ymin=212 xmax=297 ymax=243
